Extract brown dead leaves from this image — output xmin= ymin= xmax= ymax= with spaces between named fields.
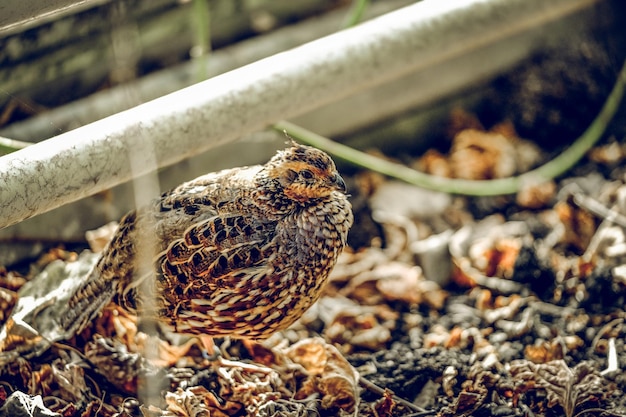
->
xmin=160 ymin=338 xmax=359 ymax=417
xmin=285 ymin=338 xmax=359 ymax=413
xmin=510 ymin=360 xmax=609 ymax=417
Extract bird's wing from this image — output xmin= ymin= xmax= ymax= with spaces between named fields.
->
xmin=151 ymin=165 xmax=262 ymax=248
xmin=155 ymin=213 xmax=278 ymax=302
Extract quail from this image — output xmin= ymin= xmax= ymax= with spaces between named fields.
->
xmin=61 ymin=143 xmax=353 ymax=340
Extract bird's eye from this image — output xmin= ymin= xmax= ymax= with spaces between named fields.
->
xmin=301 ymin=169 xmax=314 ymax=180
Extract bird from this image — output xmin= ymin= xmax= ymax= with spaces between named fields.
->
xmin=59 ymin=142 xmax=353 ymax=340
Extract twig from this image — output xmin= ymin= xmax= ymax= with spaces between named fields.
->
xmin=570 ymin=188 xmax=626 ymax=228
xmin=275 ymin=58 xmax=626 ymax=196
xmin=358 ymin=376 xmax=434 ymax=415
xmin=572 ymin=408 xmax=625 ymax=417
xmin=591 ymin=318 xmax=623 ymax=353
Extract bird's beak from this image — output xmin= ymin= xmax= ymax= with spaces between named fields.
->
xmin=330 ymin=173 xmax=347 ymax=193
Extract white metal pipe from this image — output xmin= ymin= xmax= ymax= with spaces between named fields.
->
xmin=0 ymin=0 xmax=413 ymax=142
xmin=0 ymin=0 xmax=600 ymax=229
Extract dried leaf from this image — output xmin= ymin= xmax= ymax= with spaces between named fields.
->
xmin=555 ymin=199 xmax=598 ymax=253
xmin=417 ymin=149 xmax=452 ymax=178
xmin=370 ymin=180 xmax=451 ymax=220
xmin=0 ymin=252 xmax=100 ymax=364
xmin=317 ymin=296 xmax=395 ymax=351
xmin=516 ymin=180 xmax=556 ymax=209
xmin=85 ymin=222 xmax=119 ymax=253
xmin=373 ymin=389 xmax=396 ymax=417
xmin=439 ymin=370 xmax=493 ymax=417
xmin=510 ymin=360 xmax=608 ymax=417
xmin=212 ymin=357 xmax=282 ymax=413
xmin=450 ymin=130 xmax=518 ymax=180
xmin=0 ymin=391 xmax=60 ymax=417
xmin=85 ymin=335 xmax=159 ymax=393
xmin=373 ymin=263 xmax=426 ymax=304
xmin=49 ymin=359 xmax=88 ymax=403
xmin=0 ymin=269 xmax=26 ymax=292
xmin=284 ymin=338 xmax=359 ymax=413
xmin=524 ymin=339 xmax=565 ymax=363
xmin=165 ymin=386 xmax=213 ymax=417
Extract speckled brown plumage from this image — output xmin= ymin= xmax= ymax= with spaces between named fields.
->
xmin=61 ymin=143 xmax=353 ymax=339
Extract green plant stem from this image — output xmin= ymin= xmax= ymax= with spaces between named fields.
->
xmin=192 ymin=0 xmax=211 ymax=81
xmin=343 ymin=0 xmax=370 ymax=28
xmin=0 ymin=136 xmax=31 ymax=155
xmin=274 ymin=58 xmax=626 ymax=196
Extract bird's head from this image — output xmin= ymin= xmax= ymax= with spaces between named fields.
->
xmin=264 ymin=143 xmax=347 ymax=203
